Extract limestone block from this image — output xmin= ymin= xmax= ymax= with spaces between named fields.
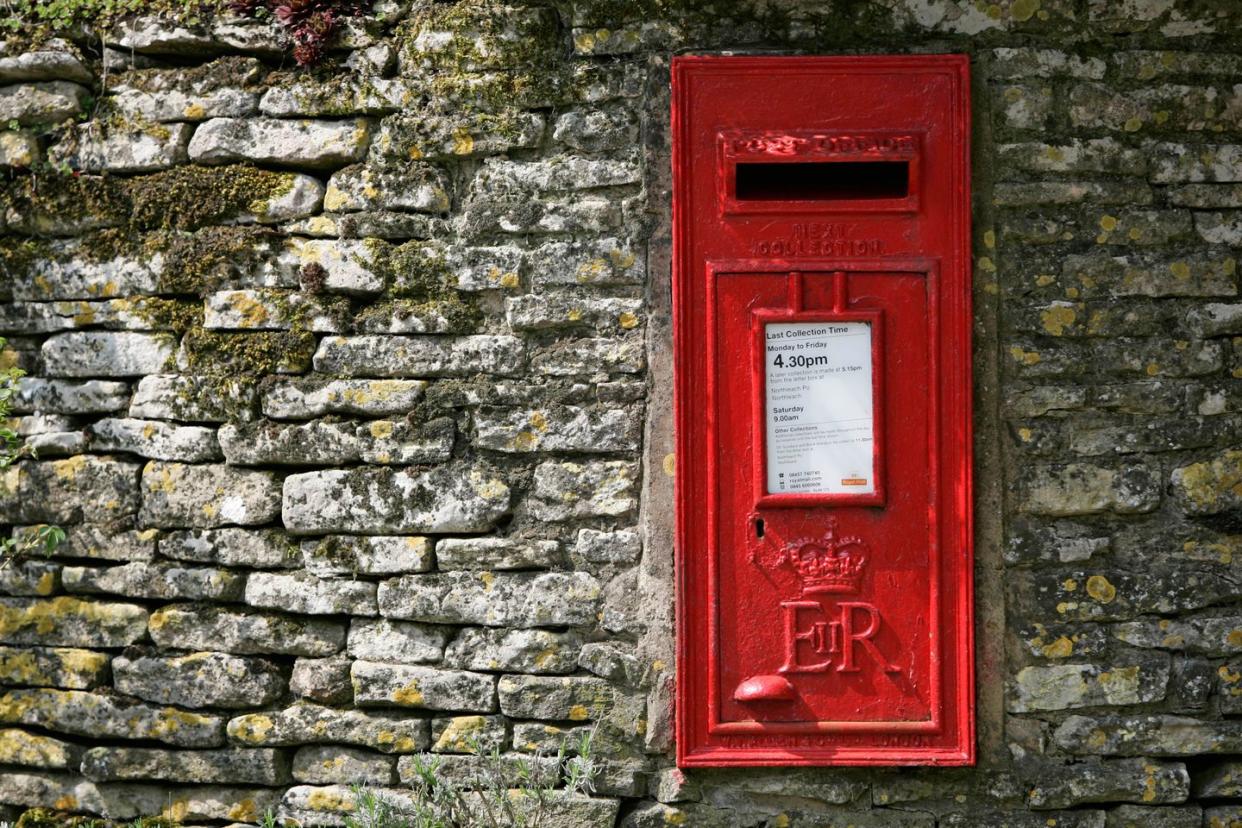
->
xmin=430 ymin=714 xmax=506 ymax=753
xmin=532 ymin=336 xmax=646 ymax=376
xmin=260 ymin=78 xmax=421 ymax=117
xmin=245 ymin=572 xmax=379 ymax=616
xmin=190 ymin=117 xmax=373 ymax=169
xmin=0 ymin=131 xmax=40 ymax=167
xmin=0 ymin=728 xmax=81 ymax=769
xmin=0 ymin=646 xmax=110 ymax=689
xmin=227 ymin=702 xmax=429 ymax=753
xmin=394 ymin=753 xmax=558 ymax=789
xmin=528 ymin=460 xmax=639 ymax=520
xmin=50 ymin=122 xmax=192 ymax=174
xmin=1172 ymin=450 xmax=1242 ymax=516
xmin=346 ymin=618 xmax=448 ymax=664
xmin=263 ymin=378 xmax=427 ymax=419
xmin=552 ymin=105 xmax=640 ymax=153
xmin=351 ymin=661 xmax=496 ymax=712
xmin=159 ymin=528 xmax=298 ymax=569
xmin=324 ymin=162 xmax=450 ymax=213
xmin=0 ymin=40 xmax=92 ymax=83
xmin=435 ymin=538 xmax=561 ymax=570
xmin=1055 ymin=714 xmax=1242 ymax=756
xmin=90 ymin=418 xmax=221 ymax=462
xmin=0 ymin=771 xmax=104 ymax=814
xmin=26 ymin=523 xmax=156 ymax=564
xmin=1069 ymin=83 xmax=1242 ymax=133
xmin=303 ymin=536 xmax=433 ymax=577
xmin=475 ymin=404 xmax=641 ymax=453
xmin=95 ymin=783 xmax=281 ymax=822
xmin=356 ymin=417 xmax=455 ymax=465
xmin=42 ymin=332 xmax=176 ymax=377
xmin=1113 ymin=613 xmax=1242 ymax=657
xmin=1008 ymin=652 xmax=1171 ymax=712
xmin=1009 ymin=569 xmax=1233 ymax=623
xmin=290 ymin=656 xmax=353 ymax=705
xmin=990 ymin=47 xmax=1105 ymax=79
xmin=371 ymin=110 xmax=544 ymax=161
xmin=0 ymin=687 xmax=224 ymax=746
xmin=219 ymin=420 xmax=363 ymax=465
xmin=0 ymin=560 xmax=58 ymax=597
xmin=998 ymin=138 xmax=1147 ymax=175
xmin=1017 ymin=461 xmax=1160 ymax=516
xmin=377 ymin=571 xmax=602 ymax=628
xmin=203 ymin=289 xmax=345 ymax=331
xmin=63 ymin=562 xmax=245 ymax=602
xmin=282 ymin=464 xmax=511 ymax=534
xmin=11 ymin=238 xmax=163 ymax=302
xmin=0 ymin=81 xmax=87 ymax=125
xmin=528 ymin=238 xmax=643 ymax=288
xmin=440 ymin=243 xmax=524 ymax=291
xmin=12 ymin=380 xmax=129 ymax=415
xmin=498 ymin=675 xmax=613 ymax=721
xmin=462 ymin=193 xmax=623 ymax=236
xmin=443 ymin=627 xmax=581 ymax=674
xmin=107 ymin=16 xmax=223 ymax=53
xmin=113 ymin=651 xmax=284 ymax=709
xmin=312 ymin=334 xmax=526 ymax=377
xmin=506 ymin=294 xmax=643 ymax=331
xmin=81 ymin=746 xmax=290 ymax=784
xmin=283 ymin=238 xmax=385 ymax=294
xmin=575 ymin=529 xmax=642 ymax=566
xmin=0 ymin=456 xmax=141 ymax=524
xmin=292 ymin=745 xmax=396 ymax=785
xmin=140 ymin=462 xmax=282 ymax=528
xmin=1059 ymin=250 xmax=1235 ymax=301
xmin=1151 ymin=143 xmax=1242 ymax=183
xmin=148 ymin=604 xmax=345 ymax=657
xmin=474 ymin=156 xmax=641 ymax=194
xmin=129 ymin=374 xmax=256 ymax=423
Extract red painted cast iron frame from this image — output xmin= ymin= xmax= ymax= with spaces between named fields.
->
xmin=671 ymin=54 xmax=974 ymax=767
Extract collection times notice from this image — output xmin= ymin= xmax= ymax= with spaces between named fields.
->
xmin=764 ymin=321 xmax=875 ymax=495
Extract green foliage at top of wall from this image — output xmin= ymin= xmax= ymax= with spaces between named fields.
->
xmin=1 ymin=0 xmax=225 ymax=37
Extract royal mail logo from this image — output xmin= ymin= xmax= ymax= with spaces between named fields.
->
xmin=779 ymin=521 xmax=867 ymax=595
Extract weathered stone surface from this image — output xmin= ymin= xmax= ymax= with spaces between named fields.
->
xmin=312 ymin=334 xmax=525 ymax=377
xmin=12 ymin=379 xmax=130 ymax=415
xmin=42 ymin=332 xmax=175 ymax=377
xmin=1010 ymin=569 xmax=1233 ymax=623
xmin=160 ymin=528 xmax=298 ymax=569
xmin=284 ymin=238 xmax=385 ymax=294
xmin=263 ymin=378 xmax=427 ymax=418
xmin=90 ymin=418 xmax=221 ymax=462
xmin=140 ymin=462 xmax=282 ymax=528
xmin=0 ymin=40 xmax=92 ymax=83
xmin=0 ymin=81 xmax=87 ymax=125
xmin=245 ymin=572 xmax=379 ymax=616
xmin=81 ymin=746 xmax=290 ymax=784
xmin=378 ymin=571 xmax=602 ymax=628
xmin=528 ymin=460 xmax=639 ymax=520
xmin=325 ymin=162 xmax=450 ymax=213
xmin=1059 ymin=249 xmax=1237 ymax=299
xmin=0 ymin=728 xmax=80 ymax=769
xmin=1172 ymin=450 xmax=1242 ymax=516
xmin=189 ymin=117 xmax=373 ymax=169
xmin=0 ymin=646 xmax=109 ymax=689
xmin=0 ymin=559 xmax=58 ymax=597
xmin=498 ymin=675 xmax=613 ymax=721
xmin=292 ymin=745 xmax=396 ymax=785
xmin=1112 ymin=614 xmax=1242 ymax=657
xmin=1105 ymin=804 xmax=1200 ymax=828
xmin=394 ymin=752 xmax=559 ymax=789
xmin=282 ymin=463 xmax=510 ymax=534
xmin=1151 ymin=143 xmax=1242 ymax=183
xmin=0 ymin=597 xmax=147 ymax=648
xmin=357 ymin=417 xmax=455 ymax=465
xmin=575 ymin=529 xmax=642 ymax=566
xmin=0 ymin=688 xmax=224 ymax=747
xmin=0 ymin=130 xmax=40 ymax=167
xmin=1026 ymin=758 xmax=1188 ymax=808
xmin=21 ymin=524 xmax=155 ymax=565
xmin=220 ymin=420 xmax=362 ymax=465
xmin=50 ymin=121 xmax=192 ymax=173
xmin=113 ymin=651 xmax=284 ymax=708
xmin=371 ymin=110 xmax=544 ymax=161
xmin=475 ymin=404 xmax=640 ymax=452
xmin=506 ymin=294 xmax=643 ymax=331
xmin=0 ymin=771 xmax=103 ymax=813
xmin=129 ymin=374 xmax=256 ymax=422
xmin=228 ymin=702 xmax=429 ymax=753
xmin=1017 ymin=462 xmax=1161 ymax=516
xmin=351 ymin=661 xmax=496 ymax=712
xmin=108 ymin=60 xmax=262 ymax=122
xmin=443 ymin=627 xmax=581 ymax=675
xmin=999 ymin=139 xmax=1148 ymax=175
xmin=0 ymin=456 xmax=140 ymax=524
xmin=96 ymin=782 xmax=281 ymax=822
xmin=203 ymin=289 xmax=345 ymax=331
xmin=532 ymin=336 xmax=645 ymax=376
xmin=430 ymin=714 xmax=506 ymax=753
xmin=346 ymin=618 xmax=447 ymax=665
xmin=290 ymin=656 xmax=353 ymax=705
xmin=435 ymin=538 xmax=560 ymax=570
xmin=149 ymin=604 xmax=345 ymax=656
xmin=1195 ymin=761 xmax=1242 ymax=797
xmin=1055 ymin=715 xmax=1242 ymax=756
xmin=63 ymin=561 xmax=245 ymax=601
xmin=303 ymin=535 xmax=432 ymax=577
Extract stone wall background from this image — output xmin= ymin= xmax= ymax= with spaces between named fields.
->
xmin=1 ymin=0 xmax=1241 ymax=826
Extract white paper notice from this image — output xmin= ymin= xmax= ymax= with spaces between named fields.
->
xmin=764 ymin=321 xmax=875 ymax=495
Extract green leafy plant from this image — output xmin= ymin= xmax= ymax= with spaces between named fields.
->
xmin=0 ymin=338 xmax=64 ymax=570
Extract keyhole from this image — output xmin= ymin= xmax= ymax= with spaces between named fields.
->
xmin=755 ymin=518 xmax=765 ymax=539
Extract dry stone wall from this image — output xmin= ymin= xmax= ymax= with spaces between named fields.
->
xmin=0 ymin=0 xmax=1241 ymax=826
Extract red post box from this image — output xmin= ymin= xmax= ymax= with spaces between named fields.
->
xmin=672 ymin=55 xmax=973 ymax=766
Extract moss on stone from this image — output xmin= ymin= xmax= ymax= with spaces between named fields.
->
xmin=180 ymin=329 xmax=315 ymax=378
xmin=14 ymin=809 xmax=109 ymax=828
xmin=0 ymin=173 xmax=130 ymax=231
xmin=145 ymin=226 xmax=284 ymax=296
xmin=128 ymin=164 xmax=297 ymax=231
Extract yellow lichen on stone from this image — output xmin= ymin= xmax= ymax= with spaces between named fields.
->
xmin=1085 ymin=575 xmax=1116 ymax=604
xmin=568 ymin=704 xmax=590 ymax=721
xmin=1042 ymin=636 xmax=1074 ymax=658
xmin=227 ymin=292 xmax=271 ymax=328
xmin=231 ymin=714 xmax=274 ymax=743
xmin=618 ymin=311 xmax=640 ymax=329
xmin=450 ymin=127 xmax=475 ymax=155
xmin=392 ymin=681 xmax=424 ymax=706
xmin=369 ymin=421 xmax=394 ymax=439
xmin=1009 ymin=346 xmax=1041 ymax=366
xmin=1040 ymin=305 xmax=1076 ymax=336
xmin=307 ymin=789 xmax=355 ymax=813
xmin=433 ymin=715 xmax=486 ymax=751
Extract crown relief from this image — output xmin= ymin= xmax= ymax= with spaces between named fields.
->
xmin=753 ymin=517 xmax=869 ymax=596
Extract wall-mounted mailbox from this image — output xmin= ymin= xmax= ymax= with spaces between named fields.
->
xmin=672 ymin=55 xmax=974 ymax=767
